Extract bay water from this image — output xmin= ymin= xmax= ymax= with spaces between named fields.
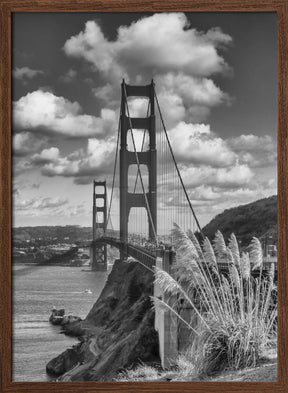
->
xmin=12 ymin=263 xmax=108 ymax=381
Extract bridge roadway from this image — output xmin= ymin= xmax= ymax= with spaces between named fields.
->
xmin=91 ymin=235 xmax=277 ymax=275
xmin=92 ymin=236 xmax=157 ymax=269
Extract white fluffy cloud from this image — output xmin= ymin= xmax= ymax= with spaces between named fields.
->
xmin=64 ymin=14 xmax=231 ymax=81
xmin=155 ymin=73 xmax=230 ymax=125
xmin=229 ymin=134 xmax=275 ymax=152
xmin=12 ymin=13 xmax=276 ymax=228
xmin=13 ymin=90 xmax=117 ymax=138
xmin=158 ymin=72 xmax=229 ymax=107
xmin=13 ymin=132 xmax=47 ymax=156
xmin=156 ymin=160 xmax=256 ymax=217
xmin=31 ymin=147 xmax=60 ymax=164
xmin=64 ymin=13 xmax=232 ymax=124
xmin=180 ymin=163 xmax=254 ymax=189
xmin=157 ymin=164 xmax=264 ymax=218
xmin=41 ymin=138 xmax=116 ymax=181
xmin=167 ymin=122 xmax=237 ymax=167
xmin=228 ymin=134 xmax=277 ymax=167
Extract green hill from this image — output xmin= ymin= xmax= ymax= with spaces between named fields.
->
xmin=202 ymin=195 xmax=277 ymax=246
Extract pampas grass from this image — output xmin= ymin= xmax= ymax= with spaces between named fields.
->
xmin=115 ymin=363 xmax=160 ymax=381
xmin=152 ymin=224 xmax=277 ymax=376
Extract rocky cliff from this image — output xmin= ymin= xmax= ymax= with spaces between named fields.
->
xmin=46 ymin=259 xmax=160 ymax=381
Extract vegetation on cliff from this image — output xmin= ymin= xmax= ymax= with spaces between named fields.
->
xmin=202 ymin=195 xmax=277 ymax=246
xmin=118 ymin=225 xmax=277 ymax=381
xmin=46 ymin=208 xmax=277 ymax=382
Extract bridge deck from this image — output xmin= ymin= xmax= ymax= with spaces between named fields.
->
xmin=90 ymin=236 xmax=277 ymax=273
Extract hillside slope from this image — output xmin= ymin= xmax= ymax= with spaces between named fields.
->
xmin=202 ymin=195 xmax=277 ymax=246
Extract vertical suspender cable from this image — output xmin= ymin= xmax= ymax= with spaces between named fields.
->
xmin=153 ymin=85 xmax=204 ymax=240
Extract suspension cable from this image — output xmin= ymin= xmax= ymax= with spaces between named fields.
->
xmin=153 ymin=85 xmax=204 ymax=239
xmin=106 ymin=115 xmax=121 ymax=234
xmin=123 ymin=82 xmax=158 ymax=244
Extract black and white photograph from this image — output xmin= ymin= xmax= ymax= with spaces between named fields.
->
xmin=12 ymin=11 xmax=277 ymax=382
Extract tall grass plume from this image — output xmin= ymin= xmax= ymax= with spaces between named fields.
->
xmin=152 ymin=225 xmax=277 ymax=377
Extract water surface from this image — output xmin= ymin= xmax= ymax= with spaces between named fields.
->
xmin=12 ymin=263 xmax=108 ymax=381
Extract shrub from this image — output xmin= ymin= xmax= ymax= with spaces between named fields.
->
xmin=152 ymin=225 xmax=277 ymax=377
xmin=115 ymin=363 xmax=160 ymax=381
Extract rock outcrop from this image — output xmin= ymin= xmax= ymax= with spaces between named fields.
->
xmin=49 ymin=308 xmax=65 ymax=325
xmin=46 ymin=259 xmax=160 ymax=381
xmin=49 ymin=308 xmax=82 ymax=326
xmin=46 ymin=346 xmax=82 ymax=376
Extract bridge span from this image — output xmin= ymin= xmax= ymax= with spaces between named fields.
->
xmin=87 ymin=80 xmax=277 ymax=368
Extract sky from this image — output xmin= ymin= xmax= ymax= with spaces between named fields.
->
xmin=12 ymin=12 xmax=277 ymax=230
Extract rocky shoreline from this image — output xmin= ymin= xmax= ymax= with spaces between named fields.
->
xmin=49 ymin=307 xmax=82 ymax=326
xmin=46 ymin=259 xmax=160 ymax=381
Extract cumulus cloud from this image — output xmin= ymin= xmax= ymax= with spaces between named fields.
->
xmin=13 ymin=132 xmax=47 ymax=157
xmin=13 ymin=90 xmax=117 ymax=138
xmin=40 ymin=137 xmax=116 ymax=182
xmin=13 ymin=66 xmax=44 ymax=81
xmin=155 ymin=73 xmax=230 ymax=125
xmin=180 ymin=163 xmax=254 ymax=189
xmin=156 ymin=161 xmax=256 ymax=217
xmin=64 ymin=13 xmax=232 ymax=124
xmin=64 ymin=14 xmax=231 ymax=81
xmin=161 ymin=71 xmax=229 ymax=104
xmin=167 ymin=122 xmax=237 ymax=167
xmin=125 ymin=97 xmax=150 ymax=118
xmin=187 ymin=185 xmax=220 ymax=201
xmin=160 ymin=173 xmax=276 ymax=218
xmin=229 ymin=134 xmax=275 ymax=152
xmin=31 ymin=147 xmax=60 ymax=164
xmin=228 ymin=134 xmax=277 ymax=167
xmin=211 ymin=164 xmax=255 ymax=188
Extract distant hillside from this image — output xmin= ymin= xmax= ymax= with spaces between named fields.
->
xmin=13 ymin=225 xmax=92 ymax=245
xmin=202 ymin=196 xmax=277 ymax=246
xmin=13 ymin=196 xmax=277 ymax=248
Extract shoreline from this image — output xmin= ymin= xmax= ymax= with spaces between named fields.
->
xmin=12 ymin=264 xmax=109 ymax=381
xmin=45 ymin=259 xmax=160 ymax=382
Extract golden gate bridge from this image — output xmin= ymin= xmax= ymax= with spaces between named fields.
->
xmin=90 ymin=79 xmax=276 ymax=275
xmin=83 ymin=80 xmax=276 ymax=368
xmin=90 ymin=79 xmax=204 ymax=271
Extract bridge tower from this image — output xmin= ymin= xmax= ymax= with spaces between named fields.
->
xmin=120 ymin=80 xmax=157 ymax=257
xmin=91 ymin=180 xmax=107 ymax=271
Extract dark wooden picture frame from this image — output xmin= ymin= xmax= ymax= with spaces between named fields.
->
xmin=1 ymin=0 xmax=287 ymax=392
